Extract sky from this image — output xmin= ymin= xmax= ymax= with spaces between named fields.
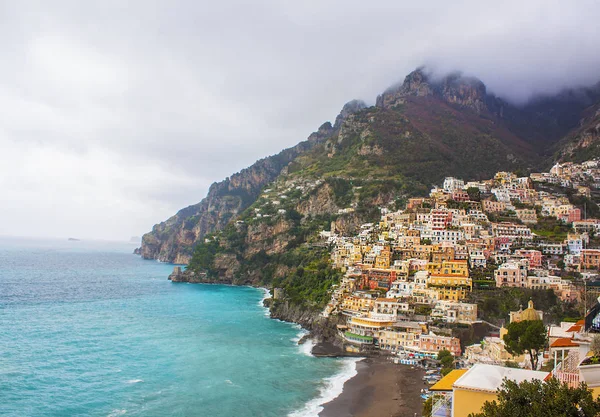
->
xmin=1 ymin=0 xmax=599 ymax=241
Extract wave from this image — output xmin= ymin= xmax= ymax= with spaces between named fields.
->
xmin=287 ymin=357 xmax=362 ymax=417
xmin=107 ymin=409 xmax=127 ymax=417
xmin=126 ymin=379 xmax=144 ymax=384
xmin=259 ymin=287 xmax=270 ymax=317
xmin=294 ymin=331 xmax=315 ymax=357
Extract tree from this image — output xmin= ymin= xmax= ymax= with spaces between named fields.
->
xmin=422 ymin=396 xmax=433 ymax=417
xmin=437 ymin=349 xmax=454 ymax=376
xmin=467 ymin=187 xmax=481 ymax=201
xmin=469 ymin=378 xmax=600 ymax=417
xmin=503 ymin=320 xmax=547 ymax=370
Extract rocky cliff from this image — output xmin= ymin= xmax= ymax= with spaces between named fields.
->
xmin=139 ymin=140 xmax=316 ymax=263
xmin=557 ymin=102 xmax=600 ymax=162
xmin=376 ymin=68 xmax=488 ymax=113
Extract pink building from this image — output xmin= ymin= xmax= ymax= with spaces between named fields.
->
xmin=431 ymin=209 xmax=452 ymax=230
xmin=451 ymin=190 xmax=469 ymax=202
xmin=514 ymin=249 xmax=543 ymax=268
xmin=495 ymin=261 xmax=528 ymax=288
xmin=417 ymin=334 xmax=461 ymax=356
xmin=560 ymin=208 xmax=582 ymax=224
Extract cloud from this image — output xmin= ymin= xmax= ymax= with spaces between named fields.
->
xmin=1 ymin=0 xmax=599 ymax=239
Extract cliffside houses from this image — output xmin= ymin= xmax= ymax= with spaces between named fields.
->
xmin=317 ymin=160 xmax=600 ymax=416
xmin=322 ymin=162 xmax=600 ymax=359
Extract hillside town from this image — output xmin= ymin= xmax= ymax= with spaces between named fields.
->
xmin=315 ymin=160 xmax=600 ymax=415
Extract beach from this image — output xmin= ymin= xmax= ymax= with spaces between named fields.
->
xmin=319 ymin=357 xmax=425 ymax=417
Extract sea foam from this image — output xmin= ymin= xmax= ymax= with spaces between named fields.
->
xmin=126 ymin=379 xmax=143 ymax=384
xmin=259 ymin=287 xmax=271 ymax=317
xmin=287 ymin=357 xmax=362 ymax=417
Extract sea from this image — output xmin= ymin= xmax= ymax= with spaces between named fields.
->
xmin=0 ymin=237 xmax=359 ymax=417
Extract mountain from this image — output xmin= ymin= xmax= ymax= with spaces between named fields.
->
xmin=554 ymin=99 xmax=600 ymax=162
xmin=138 ymin=67 xmax=600 ymax=273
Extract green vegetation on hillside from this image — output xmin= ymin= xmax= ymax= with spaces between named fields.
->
xmin=469 ymin=287 xmax=580 ymax=325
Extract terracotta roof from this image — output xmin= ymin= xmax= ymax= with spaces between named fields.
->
xmin=429 ymin=370 xmax=468 ymax=391
xmin=566 ymin=324 xmax=583 ymax=333
xmin=550 ymin=338 xmax=579 ymax=348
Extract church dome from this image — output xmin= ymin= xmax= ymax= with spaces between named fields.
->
xmin=520 ymin=300 xmax=541 ymax=321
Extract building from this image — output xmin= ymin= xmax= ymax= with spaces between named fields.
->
xmin=377 ymin=321 xmax=424 ymax=351
xmin=346 ymin=315 xmax=396 ymax=343
xmin=416 ymin=334 xmax=461 ymax=356
xmin=582 ymin=249 xmax=600 ymax=270
xmin=443 ymin=177 xmax=465 ymax=193
xmin=509 ymin=300 xmax=544 ymax=323
xmin=515 ymin=208 xmax=538 ymax=224
xmin=482 ymin=199 xmax=506 ymax=213
xmin=431 ymin=300 xmax=478 ymax=324
xmin=422 ymin=229 xmax=465 ymax=245
xmin=559 ymin=207 xmax=582 ymax=224
xmin=513 ymin=249 xmax=543 ymax=268
xmin=492 ymin=222 xmax=532 ymax=240
xmin=431 ymin=209 xmax=453 ymax=230
xmin=340 ymin=295 xmax=375 ymax=313
xmin=427 ymin=266 xmax=473 ymax=301
xmin=567 ymin=233 xmax=584 ymax=255
xmin=540 ymin=243 xmax=566 ymax=255
xmin=494 ymin=260 xmax=528 ymax=288
xmin=373 ymin=298 xmax=407 ymax=316
xmin=430 ymin=364 xmax=549 ymax=417
xmin=361 ymin=268 xmax=397 ymax=290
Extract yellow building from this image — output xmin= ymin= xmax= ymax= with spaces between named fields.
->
xmin=509 ymin=299 xmax=543 ymax=323
xmin=374 ymin=247 xmax=392 ymax=269
xmin=340 ymin=296 xmax=374 ymax=313
xmin=427 ymin=272 xmax=472 ymax=301
xmin=377 ymin=323 xmax=423 ymax=351
xmin=440 ymin=260 xmax=469 ymax=276
xmin=430 ymin=364 xmax=549 ymax=417
xmin=427 ymin=259 xmax=469 ymax=276
xmin=432 ymin=287 xmax=470 ymax=301
xmin=346 ymin=316 xmax=395 ymax=342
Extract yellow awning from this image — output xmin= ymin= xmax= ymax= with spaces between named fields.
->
xmin=429 ymin=369 xmax=468 ymax=391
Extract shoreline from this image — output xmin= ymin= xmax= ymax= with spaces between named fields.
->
xmin=175 ymin=281 xmax=425 ymax=417
xmin=318 ymin=357 xmax=425 ymax=417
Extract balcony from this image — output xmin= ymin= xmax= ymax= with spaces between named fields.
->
xmin=551 ymin=350 xmax=580 ymax=388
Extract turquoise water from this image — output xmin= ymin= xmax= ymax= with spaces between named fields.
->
xmin=0 ymin=238 xmax=356 ymax=417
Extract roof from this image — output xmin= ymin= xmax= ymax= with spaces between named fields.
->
xmin=550 ymin=337 xmax=579 ymax=348
xmin=429 ymin=370 xmax=468 ymax=391
xmin=550 ymin=338 xmax=579 ymax=348
xmin=566 ymin=324 xmax=583 ymax=333
xmin=453 ymin=364 xmax=549 ymax=393
xmin=344 ymin=331 xmax=373 ymax=341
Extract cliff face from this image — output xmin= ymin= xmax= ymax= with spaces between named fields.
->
xmin=138 ymin=140 xmax=318 ymax=263
xmin=376 ymin=68 xmax=487 ymax=113
xmin=377 ymin=68 xmax=600 ymax=151
xmin=557 ymin=103 xmax=600 ymax=162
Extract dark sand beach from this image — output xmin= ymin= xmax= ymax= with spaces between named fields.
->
xmin=319 ymin=357 xmax=425 ymax=417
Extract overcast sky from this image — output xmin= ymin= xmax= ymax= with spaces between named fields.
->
xmin=1 ymin=0 xmax=599 ymax=241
